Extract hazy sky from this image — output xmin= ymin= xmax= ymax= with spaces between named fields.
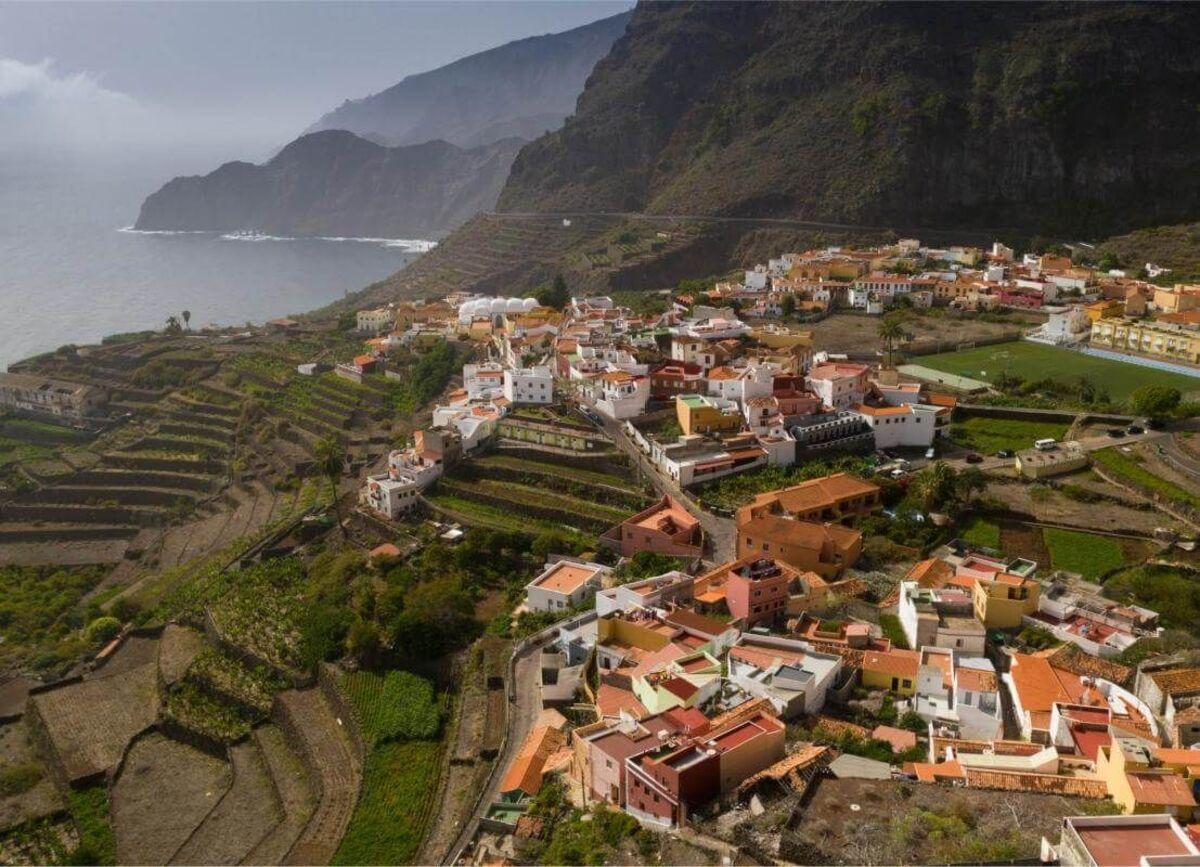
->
xmin=0 ymin=1 xmax=632 ymax=155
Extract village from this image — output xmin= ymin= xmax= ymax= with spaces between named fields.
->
xmin=2 ymin=236 xmax=1200 ymax=866
xmin=326 ymin=238 xmax=1200 ymax=865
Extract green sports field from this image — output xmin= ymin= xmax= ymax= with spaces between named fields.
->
xmin=918 ymin=341 xmax=1200 ymax=402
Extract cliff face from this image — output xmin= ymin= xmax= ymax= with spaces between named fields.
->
xmin=308 ymin=11 xmax=632 ymax=148
xmin=134 ymin=131 xmax=523 ymax=239
xmin=498 ymin=2 xmax=1200 ymax=236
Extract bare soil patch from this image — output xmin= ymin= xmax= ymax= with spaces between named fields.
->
xmin=985 ymin=479 xmax=1179 ymax=537
xmin=30 ymin=662 xmax=158 ymax=784
xmin=156 ymin=625 xmax=206 ymax=688
xmin=999 ymin=520 xmax=1051 ymax=565
xmin=243 ymin=725 xmax=315 ymax=866
xmin=168 ymin=739 xmax=281 ymax=865
xmin=110 ymin=732 xmax=229 ymax=866
xmin=812 ymin=313 xmax=1031 ymax=355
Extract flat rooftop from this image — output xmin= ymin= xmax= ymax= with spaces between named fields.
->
xmin=1073 ymin=820 xmax=1199 ymax=867
xmin=531 ymin=562 xmax=601 ymax=594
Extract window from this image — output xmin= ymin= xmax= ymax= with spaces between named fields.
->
xmin=902 ymin=679 xmax=912 ymax=689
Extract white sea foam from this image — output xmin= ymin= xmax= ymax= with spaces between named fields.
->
xmin=118 ymin=226 xmax=213 ymax=236
xmin=118 ymin=226 xmax=436 ymax=251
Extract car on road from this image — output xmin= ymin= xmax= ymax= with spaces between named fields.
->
xmin=965 ymin=452 xmax=984 ymax=464
xmin=1127 ymin=425 xmax=1144 ymax=435
xmin=995 ymin=449 xmax=1014 ymax=459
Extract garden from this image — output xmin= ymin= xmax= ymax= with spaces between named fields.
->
xmin=948 ymin=416 xmax=1069 ymax=455
xmin=333 ymin=669 xmax=445 ymax=865
xmin=1092 ymin=447 xmax=1200 ymax=510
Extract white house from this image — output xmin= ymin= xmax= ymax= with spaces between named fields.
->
xmin=594 ymin=371 xmax=649 ymax=420
xmin=852 ymin=402 xmax=942 ymax=449
xmin=727 ymin=634 xmax=842 ymax=718
xmin=462 ymin=362 xmax=506 ymax=400
xmin=503 ymin=365 xmax=554 ymax=405
xmin=524 ymin=559 xmax=608 ymax=613
xmin=806 ymin=362 xmax=869 ymax=409
xmin=914 ymin=648 xmax=1003 ymax=740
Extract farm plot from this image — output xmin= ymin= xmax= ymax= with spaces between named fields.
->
xmin=949 ymin=416 xmax=1070 ymax=455
xmin=1042 ymin=528 xmax=1126 ymax=579
xmin=1092 ymin=447 xmax=1200 ymax=510
xmin=339 ymin=670 xmax=440 ymax=746
xmin=109 ymin=733 xmax=229 ymax=866
xmin=206 ymin=558 xmax=308 ymax=676
xmin=185 ymin=647 xmax=286 ymax=716
xmin=471 ymin=454 xmax=641 ymax=495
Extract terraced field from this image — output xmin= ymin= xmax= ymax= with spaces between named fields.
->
xmin=428 ymin=448 xmax=651 ymax=540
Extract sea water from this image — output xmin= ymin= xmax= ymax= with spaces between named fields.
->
xmin=0 ymin=149 xmax=427 ymax=370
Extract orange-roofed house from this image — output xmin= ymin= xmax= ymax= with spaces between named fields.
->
xmin=1097 ymin=735 xmax=1197 ymax=820
xmin=499 ymin=715 xmax=568 ymax=801
xmin=1135 ymin=664 xmax=1200 ymax=748
xmin=806 ymin=362 xmax=869 ymax=409
xmin=861 ymin=649 xmax=921 ymax=696
xmin=524 ymin=558 xmax=609 ymax=613
xmin=601 ymin=495 xmax=703 ymax=559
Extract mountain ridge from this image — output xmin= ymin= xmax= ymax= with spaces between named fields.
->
xmin=134 ymin=130 xmax=523 ymax=239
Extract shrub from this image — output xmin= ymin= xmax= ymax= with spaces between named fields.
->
xmin=0 ymin=762 xmax=43 ymax=796
xmin=84 ymin=616 xmax=121 ymax=645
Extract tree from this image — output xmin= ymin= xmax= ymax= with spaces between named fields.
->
xmin=780 ymin=293 xmax=797 ymax=318
xmin=877 ymin=311 xmax=910 ymax=368
xmin=164 ymin=315 xmax=182 ymax=335
xmin=181 ymin=309 xmax=191 ymax=330
xmin=1130 ymin=385 xmax=1181 ymax=420
xmin=534 ymin=274 xmax=570 ymax=310
xmin=315 ymin=436 xmax=347 ymax=536
xmin=911 ymin=461 xmax=957 ymax=512
xmin=954 ymin=467 xmax=988 ymax=504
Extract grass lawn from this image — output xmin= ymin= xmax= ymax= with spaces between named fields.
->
xmin=949 ymin=416 xmax=1070 ymax=455
xmin=333 ymin=739 xmax=442 ymax=866
xmin=959 ymin=516 xmax=1002 ymax=550
xmin=920 ymin=341 xmax=1200 ymax=402
xmin=1092 ymin=448 xmax=1200 ymax=509
xmin=1042 ymin=527 xmax=1125 ymax=579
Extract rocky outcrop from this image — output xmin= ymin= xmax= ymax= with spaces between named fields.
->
xmin=499 ymin=1 xmax=1200 ymax=236
xmin=308 ymin=11 xmax=631 ymax=148
xmin=134 ymin=132 xmax=523 ymax=239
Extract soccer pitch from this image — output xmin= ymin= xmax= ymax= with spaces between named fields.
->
xmin=917 ymin=341 xmax=1200 ymax=402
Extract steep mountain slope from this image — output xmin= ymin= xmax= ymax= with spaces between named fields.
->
xmin=499 ymin=2 xmax=1200 ymax=236
xmin=308 ymin=11 xmax=632 ymax=148
xmin=134 ymin=131 xmax=522 ymax=239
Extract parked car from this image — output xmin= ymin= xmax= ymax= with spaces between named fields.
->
xmin=1127 ymin=424 xmax=1144 ymax=435
xmin=995 ymin=449 xmax=1014 ymax=459
xmin=1107 ymin=428 xmax=1125 ymax=438
xmin=965 ymin=452 xmax=984 ymax=464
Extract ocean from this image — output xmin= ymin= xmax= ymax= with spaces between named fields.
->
xmin=0 ymin=149 xmax=428 ymax=371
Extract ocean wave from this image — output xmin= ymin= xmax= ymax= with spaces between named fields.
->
xmin=118 ymin=226 xmax=436 ymax=251
xmin=118 ymin=226 xmax=214 ymax=235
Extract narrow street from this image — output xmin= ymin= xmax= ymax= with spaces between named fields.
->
xmin=583 ymin=398 xmax=736 ymax=563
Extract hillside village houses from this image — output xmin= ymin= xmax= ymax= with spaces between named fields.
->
xmin=334 ymin=242 xmax=1200 ymax=858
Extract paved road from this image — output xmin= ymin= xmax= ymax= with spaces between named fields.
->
xmin=939 ymin=428 xmax=1164 ymax=473
xmin=576 ymin=397 xmax=736 ymax=563
xmin=445 ymin=641 xmax=542 ymax=865
xmin=486 ymin=210 xmax=1003 ymax=244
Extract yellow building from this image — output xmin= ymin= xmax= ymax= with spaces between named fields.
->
xmin=1090 ymin=318 xmax=1200 ymax=365
xmin=1154 ymin=285 xmax=1200 ymax=315
xmin=1097 ymin=736 xmax=1197 ymax=820
xmin=1084 ymin=299 xmax=1124 ymax=322
xmin=971 ymin=574 xmax=1039 ymax=630
xmin=860 ymin=649 xmax=921 ymax=696
xmin=676 ymin=393 xmax=743 ymax=436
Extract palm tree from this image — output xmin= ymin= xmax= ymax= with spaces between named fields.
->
xmin=954 ymin=467 xmax=988 ymax=505
xmin=912 ymin=461 xmax=956 ymax=512
xmin=182 ymin=310 xmax=191 ymax=331
xmin=316 ymin=436 xmax=347 ymax=537
xmin=877 ymin=312 xmax=909 ymax=368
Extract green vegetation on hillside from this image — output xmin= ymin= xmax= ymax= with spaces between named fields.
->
xmin=958 ymin=516 xmax=1001 ymax=550
xmin=1106 ymin=565 xmax=1200 ymax=637
xmin=1096 ymin=222 xmax=1200 ymax=282
xmin=1092 ymin=448 xmax=1200 ymax=509
xmin=1042 ymin=528 xmax=1125 ymax=579
xmin=340 ymin=670 xmax=441 ymax=745
xmin=949 ymin=416 xmax=1070 ymax=455
xmin=0 ymin=564 xmax=109 ymax=672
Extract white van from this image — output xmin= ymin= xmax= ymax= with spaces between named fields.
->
xmin=1034 ymin=438 xmax=1058 ymax=451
